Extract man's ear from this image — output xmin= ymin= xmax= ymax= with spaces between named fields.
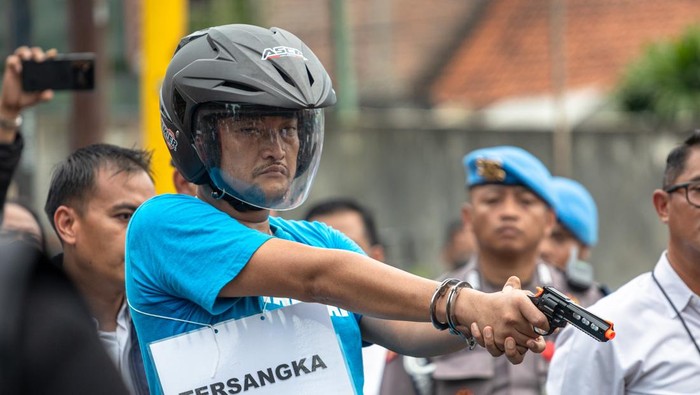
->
xmin=579 ymin=244 xmax=591 ymax=261
xmin=544 ymin=208 xmax=556 ymax=237
xmin=652 ymin=189 xmax=670 ymax=224
xmin=54 ymin=205 xmax=79 ymax=245
xmin=461 ymin=202 xmax=473 ymax=227
xmin=368 ymin=245 xmax=386 ymax=263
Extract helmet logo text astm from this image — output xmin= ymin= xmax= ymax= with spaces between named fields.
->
xmin=261 ymin=46 xmax=308 ymax=61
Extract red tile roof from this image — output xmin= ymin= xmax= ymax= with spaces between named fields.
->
xmin=431 ymin=0 xmax=700 ymax=109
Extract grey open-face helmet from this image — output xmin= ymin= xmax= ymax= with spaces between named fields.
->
xmin=160 ymin=24 xmax=336 ymax=210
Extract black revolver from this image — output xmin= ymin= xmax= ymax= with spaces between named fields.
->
xmin=528 ymin=286 xmax=615 ymax=342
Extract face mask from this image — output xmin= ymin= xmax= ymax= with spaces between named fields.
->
xmin=565 ymin=245 xmax=594 ymax=290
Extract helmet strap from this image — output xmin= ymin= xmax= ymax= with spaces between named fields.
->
xmin=210 ymin=185 xmax=263 ymax=212
xmin=224 ymin=194 xmax=263 ymax=212
xmin=210 ymin=188 xmax=225 ymax=200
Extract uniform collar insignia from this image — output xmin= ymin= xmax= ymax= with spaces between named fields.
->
xmin=476 ymin=158 xmax=506 ymax=181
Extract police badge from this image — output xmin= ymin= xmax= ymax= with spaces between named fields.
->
xmin=476 ymin=158 xmax=506 ymax=181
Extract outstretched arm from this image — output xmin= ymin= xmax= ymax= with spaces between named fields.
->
xmin=361 ymin=276 xmax=545 ymax=364
xmin=220 ymin=238 xmax=548 ymax=361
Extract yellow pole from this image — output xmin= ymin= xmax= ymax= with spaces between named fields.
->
xmin=141 ymin=0 xmax=187 ymax=193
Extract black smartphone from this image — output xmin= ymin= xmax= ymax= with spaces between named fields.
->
xmin=21 ymin=53 xmax=95 ymax=91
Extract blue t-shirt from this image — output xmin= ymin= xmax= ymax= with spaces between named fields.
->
xmin=125 ymin=194 xmax=367 ymax=395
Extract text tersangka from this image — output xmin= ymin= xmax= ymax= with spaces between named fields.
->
xmin=178 ymin=354 xmax=328 ymax=395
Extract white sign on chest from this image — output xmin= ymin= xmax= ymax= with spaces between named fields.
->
xmin=149 ymin=303 xmax=355 ymax=395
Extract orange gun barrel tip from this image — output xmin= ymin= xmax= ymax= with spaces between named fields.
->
xmin=605 ymin=325 xmax=616 ymax=340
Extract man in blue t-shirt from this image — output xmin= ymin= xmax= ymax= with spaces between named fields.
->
xmin=126 ymin=24 xmax=550 ymax=395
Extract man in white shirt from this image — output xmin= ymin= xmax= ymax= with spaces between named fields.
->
xmin=547 ymin=130 xmax=700 ymax=394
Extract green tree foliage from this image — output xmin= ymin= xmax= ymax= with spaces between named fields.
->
xmin=616 ymin=24 xmax=700 ymax=124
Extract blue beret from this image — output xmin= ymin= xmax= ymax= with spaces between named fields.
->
xmin=463 ymin=146 xmax=557 ymax=208
xmin=551 ymin=177 xmax=598 ymax=246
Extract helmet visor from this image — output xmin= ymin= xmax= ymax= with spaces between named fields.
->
xmin=193 ymin=103 xmax=324 ymax=210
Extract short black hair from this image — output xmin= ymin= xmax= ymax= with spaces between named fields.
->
xmin=663 ymin=130 xmax=700 ymax=188
xmin=44 ymin=144 xmax=153 ymax=232
xmin=304 ymin=198 xmax=381 ymax=246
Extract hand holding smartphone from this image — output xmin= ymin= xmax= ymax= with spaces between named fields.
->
xmin=21 ymin=53 xmax=95 ymax=91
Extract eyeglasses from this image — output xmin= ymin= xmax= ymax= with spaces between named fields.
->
xmin=664 ymin=181 xmax=700 ymax=208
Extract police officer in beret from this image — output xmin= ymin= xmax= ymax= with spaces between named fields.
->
xmin=540 ymin=177 xmax=609 ymax=305
xmin=431 ymin=146 xmax=601 ymax=395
